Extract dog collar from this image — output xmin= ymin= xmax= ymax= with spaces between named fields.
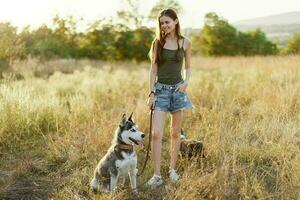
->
xmin=115 ymin=144 xmax=134 ymax=151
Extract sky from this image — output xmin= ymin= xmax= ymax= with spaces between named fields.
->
xmin=0 ymin=0 xmax=299 ymax=31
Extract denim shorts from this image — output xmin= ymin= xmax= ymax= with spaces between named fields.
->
xmin=154 ymin=81 xmax=193 ymax=113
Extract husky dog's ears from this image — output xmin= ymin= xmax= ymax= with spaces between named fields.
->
xmin=128 ymin=112 xmax=134 ymax=122
xmin=120 ymin=113 xmax=127 ymax=127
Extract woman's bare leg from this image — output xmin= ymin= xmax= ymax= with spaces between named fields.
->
xmin=151 ymin=110 xmax=166 ymax=176
xmin=170 ymin=110 xmax=183 ymax=170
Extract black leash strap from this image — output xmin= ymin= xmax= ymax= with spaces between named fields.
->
xmin=138 ymin=104 xmax=154 ymax=176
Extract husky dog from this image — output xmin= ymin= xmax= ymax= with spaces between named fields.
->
xmin=90 ymin=113 xmax=145 ymax=195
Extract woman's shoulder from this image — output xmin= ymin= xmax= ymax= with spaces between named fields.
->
xmin=152 ymin=38 xmax=160 ymax=49
xmin=180 ymin=36 xmax=191 ymax=50
xmin=183 ymin=37 xmax=191 ymax=44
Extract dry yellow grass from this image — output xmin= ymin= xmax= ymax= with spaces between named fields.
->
xmin=0 ymin=56 xmax=300 ymax=199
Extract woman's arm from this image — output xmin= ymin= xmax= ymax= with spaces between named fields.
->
xmin=177 ymin=38 xmax=191 ymax=92
xmin=149 ymin=40 xmax=158 ymax=94
xmin=149 ymin=63 xmax=157 ymax=93
xmin=147 ymin=40 xmax=158 ymax=109
xmin=183 ymin=38 xmax=192 ymax=84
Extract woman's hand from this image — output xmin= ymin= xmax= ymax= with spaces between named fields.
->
xmin=176 ymin=82 xmax=188 ymax=92
xmin=147 ymin=93 xmax=156 ymax=110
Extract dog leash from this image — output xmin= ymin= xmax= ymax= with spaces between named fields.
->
xmin=138 ymin=103 xmax=154 ymax=176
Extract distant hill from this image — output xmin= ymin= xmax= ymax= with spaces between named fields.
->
xmin=233 ymin=11 xmax=300 ymax=47
xmin=234 ymin=11 xmax=300 ymax=26
xmin=184 ymin=12 xmax=300 ymax=48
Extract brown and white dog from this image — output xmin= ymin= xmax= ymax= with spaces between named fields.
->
xmin=180 ymin=129 xmax=205 ymax=159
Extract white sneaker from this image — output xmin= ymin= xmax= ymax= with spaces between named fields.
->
xmin=146 ymin=174 xmax=163 ymax=188
xmin=169 ymin=169 xmax=180 ymax=183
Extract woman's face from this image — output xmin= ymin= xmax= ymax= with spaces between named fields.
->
xmin=159 ymin=15 xmax=178 ymax=35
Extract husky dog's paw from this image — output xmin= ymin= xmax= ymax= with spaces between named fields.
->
xmin=90 ymin=178 xmax=101 ymax=193
xmin=132 ymin=188 xmax=139 ymax=198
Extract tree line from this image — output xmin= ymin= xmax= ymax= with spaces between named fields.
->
xmin=1 ymin=3 xmax=300 ymax=70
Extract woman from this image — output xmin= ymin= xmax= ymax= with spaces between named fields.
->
xmin=146 ymin=8 xmax=193 ymax=187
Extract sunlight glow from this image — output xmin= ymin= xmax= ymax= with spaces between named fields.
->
xmin=0 ymin=0 xmax=299 ymax=30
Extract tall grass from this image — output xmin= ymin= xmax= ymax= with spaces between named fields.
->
xmin=0 ymin=56 xmax=300 ymax=199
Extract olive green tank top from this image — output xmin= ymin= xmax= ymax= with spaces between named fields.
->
xmin=157 ymin=41 xmax=185 ymax=85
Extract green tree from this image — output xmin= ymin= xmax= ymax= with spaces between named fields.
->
xmin=52 ymin=15 xmax=80 ymax=58
xmin=0 ymin=12 xmax=154 ymax=62
xmin=148 ymin=0 xmax=181 ymax=21
xmin=18 ymin=26 xmax=35 ymax=58
xmin=200 ymin=12 xmax=238 ymax=56
xmin=0 ymin=22 xmax=25 ymax=63
xmin=81 ymin=16 xmax=154 ymax=62
xmin=28 ymin=25 xmax=61 ymax=60
xmin=191 ymin=31 xmax=203 ymax=55
xmin=0 ymin=22 xmax=25 ymax=76
xmin=237 ymin=29 xmax=278 ymax=55
xmin=24 ymin=15 xmax=80 ymax=60
xmin=129 ymin=27 xmax=154 ymax=61
xmin=116 ymin=0 xmax=145 ymax=29
xmin=80 ymin=21 xmax=120 ymax=60
xmin=193 ymin=12 xmax=278 ymax=56
xmin=285 ymin=33 xmax=300 ymax=54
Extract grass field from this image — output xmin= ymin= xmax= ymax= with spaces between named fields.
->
xmin=1 ymin=56 xmax=300 ymax=199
